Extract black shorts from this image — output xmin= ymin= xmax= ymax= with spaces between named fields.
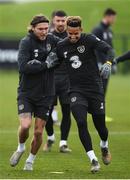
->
xmin=70 ymin=92 xmax=105 ymax=115
xmin=54 ymin=75 xmax=70 ymax=105
xmin=17 ymin=96 xmax=54 ymax=121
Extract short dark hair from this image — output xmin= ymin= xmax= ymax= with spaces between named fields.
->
xmin=30 ymin=14 xmax=49 ymax=26
xmin=53 ymin=10 xmax=67 ymax=17
xmin=66 ymin=16 xmax=82 ymax=27
xmin=104 ymin=8 xmax=117 ymax=16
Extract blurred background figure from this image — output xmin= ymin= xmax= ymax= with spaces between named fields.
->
xmin=49 ymin=10 xmax=56 ymax=33
xmin=49 ymin=10 xmax=61 ymax=126
xmin=43 ymin=10 xmax=72 ymax=153
xmin=114 ymin=50 xmax=130 ymax=64
xmin=92 ymin=8 xmax=117 ymax=122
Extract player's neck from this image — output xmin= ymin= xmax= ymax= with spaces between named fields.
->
xmin=55 ymin=28 xmax=66 ymax=34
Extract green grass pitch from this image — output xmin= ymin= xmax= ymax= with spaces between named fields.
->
xmin=0 ymin=71 xmax=130 ymax=179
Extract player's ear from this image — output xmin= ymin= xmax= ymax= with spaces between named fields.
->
xmin=32 ymin=27 xmax=35 ymax=31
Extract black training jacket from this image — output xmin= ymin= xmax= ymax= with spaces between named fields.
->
xmin=56 ymin=33 xmax=114 ymax=100
xmin=17 ymin=32 xmax=59 ymax=98
xmin=92 ymin=21 xmax=114 ymax=64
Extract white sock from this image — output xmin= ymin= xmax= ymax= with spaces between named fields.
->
xmin=59 ymin=140 xmax=67 ymax=147
xmin=100 ymin=140 xmax=108 ymax=148
xmin=26 ymin=153 xmax=36 ymax=164
xmin=87 ymin=150 xmax=98 ymax=162
xmin=52 ymin=109 xmax=58 ymax=122
xmin=17 ymin=143 xmax=25 ymax=152
xmin=47 ymin=134 xmax=55 ymax=141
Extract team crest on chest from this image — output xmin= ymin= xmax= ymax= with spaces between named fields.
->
xmin=77 ymin=45 xmax=85 ymax=53
xmin=46 ymin=43 xmax=51 ymax=52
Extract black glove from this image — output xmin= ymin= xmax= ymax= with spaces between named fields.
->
xmin=100 ymin=61 xmax=112 ymax=79
xmin=45 ymin=52 xmax=59 ymax=69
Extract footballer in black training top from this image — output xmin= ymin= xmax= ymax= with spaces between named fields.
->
xmin=10 ymin=14 xmax=59 ymax=171
xmin=43 ymin=10 xmax=72 ymax=153
xmin=53 ymin=16 xmax=114 ymax=173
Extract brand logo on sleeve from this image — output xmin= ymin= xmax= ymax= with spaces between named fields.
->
xmin=64 ymin=51 xmax=68 ymax=58
xmin=34 ymin=49 xmax=38 ymax=57
xmin=100 ymin=102 xmax=104 ymax=110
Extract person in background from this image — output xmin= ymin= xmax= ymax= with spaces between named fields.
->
xmin=43 ymin=10 xmax=72 ymax=153
xmin=114 ymin=50 xmax=130 ymax=63
xmin=92 ymin=8 xmax=117 ymax=121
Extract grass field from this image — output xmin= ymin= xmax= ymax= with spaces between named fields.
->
xmin=0 ymin=0 xmax=130 ymax=178
xmin=0 ymin=70 xmax=130 ymax=179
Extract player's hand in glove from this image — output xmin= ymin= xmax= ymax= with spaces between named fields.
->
xmin=27 ymin=59 xmax=48 ymax=71
xmin=100 ymin=61 xmax=112 ymax=79
xmin=45 ymin=51 xmax=59 ymax=68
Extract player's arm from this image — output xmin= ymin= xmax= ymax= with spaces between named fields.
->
xmin=88 ymin=34 xmax=115 ymax=78
xmin=115 ymin=51 xmax=130 ymax=63
xmin=95 ymin=39 xmax=114 ymax=79
xmin=91 ymin=36 xmax=115 ymax=63
xmin=18 ymin=39 xmax=47 ymax=74
xmin=44 ymin=34 xmax=63 ymax=69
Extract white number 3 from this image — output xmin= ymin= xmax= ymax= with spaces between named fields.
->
xmin=70 ymin=55 xmax=82 ymax=69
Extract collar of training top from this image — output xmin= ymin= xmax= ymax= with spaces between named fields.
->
xmin=101 ymin=21 xmax=110 ymax=29
xmin=53 ymin=30 xmax=67 ymax=38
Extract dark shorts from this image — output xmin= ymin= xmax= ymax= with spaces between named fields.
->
xmin=17 ymin=96 xmax=54 ymax=121
xmin=54 ymin=75 xmax=70 ymax=105
xmin=70 ymin=92 xmax=105 ymax=115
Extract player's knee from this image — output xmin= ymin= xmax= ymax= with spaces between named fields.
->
xmin=34 ymin=130 xmax=42 ymax=139
xmin=21 ymin=123 xmax=31 ymax=131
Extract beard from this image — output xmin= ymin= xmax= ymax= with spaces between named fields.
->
xmin=56 ymin=26 xmax=65 ymax=32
